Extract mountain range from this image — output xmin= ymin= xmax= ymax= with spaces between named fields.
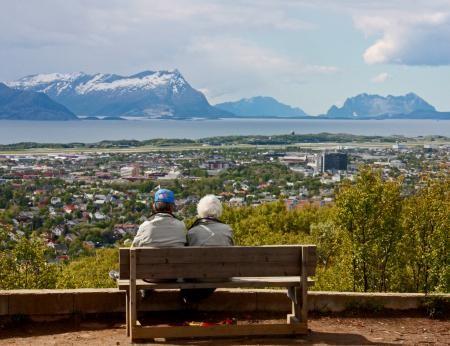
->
xmin=325 ymin=93 xmax=439 ymax=118
xmin=2 ymin=69 xmax=450 ymax=120
xmin=215 ymin=96 xmax=308 ymax=117
xmin=7 ymin=70 xmax=229 ymax=118
xmin=0 ymin=83 xmax=76 ymax=120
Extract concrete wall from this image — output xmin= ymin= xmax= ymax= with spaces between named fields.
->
xmin=0 ymin=289 xmax=448 ymax=319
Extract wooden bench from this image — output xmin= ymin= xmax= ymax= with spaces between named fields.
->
xmin=118 ymin=245 xmax=317 ymax=342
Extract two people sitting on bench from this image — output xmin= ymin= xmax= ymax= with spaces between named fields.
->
xmin=132 ymin=189 xmax=234 ymax=248
xmin=130 ymin=189 xmax=234 ymax=302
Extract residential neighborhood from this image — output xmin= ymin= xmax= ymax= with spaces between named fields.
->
xmin=0 ymin=141 xmax=448 ymax=262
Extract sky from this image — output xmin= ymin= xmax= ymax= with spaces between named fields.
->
xmin=1 ymin=0 xmax=450 ymax=115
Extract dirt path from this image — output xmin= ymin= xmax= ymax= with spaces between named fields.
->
xmin=1 ymin=315 xmax=449 ymax=345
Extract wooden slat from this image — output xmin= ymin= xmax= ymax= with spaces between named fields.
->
xmin=119 ymin=264 xmax=316 ymax=279
xmin=121 ymin=245 xmax=315 ymax=257
xmin=135 ymin=246 xmax=302 ymax=261
xmin=120 ymin=258 xmax=308 ymax=279
xmin=138 ymin=251 xmax=301 ymax=264
xmin=134 ymin=262 xmax=301 ymax=279
xmin=132 ymin=323 xmax=307 ymax=339
xmin=119 ymin=246 xmax=317 ymax=279
xmin=117 ymin=277 xmax=315 ymax=290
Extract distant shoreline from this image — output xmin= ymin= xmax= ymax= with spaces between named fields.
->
xmin=0 ymin=132 xmax=448 ymax=153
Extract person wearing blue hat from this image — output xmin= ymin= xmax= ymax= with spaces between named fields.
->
xmin=131 ymin=188 xmax=186 ymax=248
xmin=154 ymin=188 xmax=175 ymax=204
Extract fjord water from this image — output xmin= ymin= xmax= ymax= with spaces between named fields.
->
xmin=0 ymin=119 xmax=449 ymax=144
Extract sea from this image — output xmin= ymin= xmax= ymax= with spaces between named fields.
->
xmin=0 ymin=119 xmax=449 ymax=144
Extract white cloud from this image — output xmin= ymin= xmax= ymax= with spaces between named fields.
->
xmin=184 ymin=37 xmax=338 ymax=101
xmin=371 ymin=72 xmax=390 ymax=83
xmin=352 ymin=8 xmax=450 ymax=66
xmin=297 ymin=0 xmax=450 ymax=66
xmin=187 ymin=37 xmax=335 ymax=74
xmin=0 ymin=0 xmax=331 ymax=105
xmin=0 ymin=0 xmax=311 ymax=51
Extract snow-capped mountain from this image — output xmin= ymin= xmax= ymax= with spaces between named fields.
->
xmin=215 ymin=96 xmax=309 ymax=117
xmin=326 ymin=93 xmax=436 ymax=118
xmin=0 ymin=83 xmax=76 ymax=120
xmin=8 ymin=70 xmax=229 ymax=118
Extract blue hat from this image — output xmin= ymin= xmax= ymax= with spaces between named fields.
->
xmin=154 ymin=189 xmax=175 ymax=204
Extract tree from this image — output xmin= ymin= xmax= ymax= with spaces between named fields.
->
xmin=334 ymin=167 xmax=403 ymax=292
xmin=0 ymin=231 xmax=57 ymax=289
xmin=310 ymin=220 xmax=345 ymax=270
xmin=0 ymin=184 xmax=13 ymax=208
xmin=400 ymin=177 xmax=449 ymax=293
xmin=221 ymin=201 xmax=315 ymax=246
xmin=309 ymin=220 xmax=353 ymax=292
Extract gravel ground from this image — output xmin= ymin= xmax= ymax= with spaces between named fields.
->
xmin=1 ymin=313 xmax=449 ymax=345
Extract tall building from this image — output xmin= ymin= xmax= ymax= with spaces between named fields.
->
xmin=321 ymin=153 xmax=347 ymax=172
xmin=120 ymin=165 xmax=140 ymax=178
xmin=202 ymin=160 xmax=232 ymax=170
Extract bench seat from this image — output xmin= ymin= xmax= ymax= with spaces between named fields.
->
xmin=118 ymin=277 xmax=315 ymax=290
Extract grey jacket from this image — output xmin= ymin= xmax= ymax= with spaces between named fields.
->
xmin=132 ymin=213 xmax=187 ymax=248
xmin=187 ymin=219 xmax=234 ymax=247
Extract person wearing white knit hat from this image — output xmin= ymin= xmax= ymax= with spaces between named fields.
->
xmin=187 ymin=194 xmax=234 ymax=247
xmin=181 ymin=195 xmax=234 ymax=304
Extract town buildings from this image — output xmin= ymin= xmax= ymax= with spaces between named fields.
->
xmin=0 ymin=141 xmax=447 ymax=262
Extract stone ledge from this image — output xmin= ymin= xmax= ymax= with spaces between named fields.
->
xmin=0 ymin=289 xmax=448 ymax=317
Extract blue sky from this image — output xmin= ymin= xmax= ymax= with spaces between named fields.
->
xmin=1 ymin=0 xmax=450 ymax=114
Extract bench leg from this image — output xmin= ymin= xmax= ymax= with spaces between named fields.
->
xmin=300 ymin=283 xmax=308 ymax=324
xmin=300 ymin=246 xmax=308 ymax=324
xmin=288 ymin=247 xmax=309 ymax=325
xmin=130 ymin=249 xmax=137 ymax=341
xmin=126 ymin=291 xmax=130 ymax=337
xmin=287 ymin=286 xmax=301 ymax=324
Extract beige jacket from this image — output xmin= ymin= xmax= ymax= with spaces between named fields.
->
xmin=132 ymin=213 xmax=186 ymax=248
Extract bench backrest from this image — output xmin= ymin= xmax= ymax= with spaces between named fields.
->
xmin=119 ymin=245 xmax=316 ymax=280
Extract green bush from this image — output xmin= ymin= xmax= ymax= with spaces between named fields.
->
xmin=0 ymin=231 xmax=57 ymax=289
xmin=56 ymin=248 xmax=118 ymax=288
